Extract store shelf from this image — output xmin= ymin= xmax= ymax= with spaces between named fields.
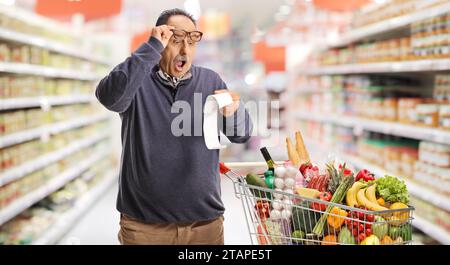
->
xmin=0 ymin=62 xmax=103 ymax=81
xmin=0 ymin=95 xmax=94 ymax=111
xmin=0 ymin=28 xmax=110 ymax=66
xmin=32 ymin=171 xmax=117 ymax=245
xmin=296 ymin=112 xmax=450 ymax=144
xmin=0 ymin=113 xmax=109 ymax=149
xmin=301 ymin=58 xmax=450 ymax=75
xmin=0 ymin=132 xmax=110 ymax=187
xmin=412 ymin=216 xmax=450 ymax=245
xmin=326 ymin=2 xmax=450 ymax=48
xmin=0 ymin=151 xmax=109 ymax=226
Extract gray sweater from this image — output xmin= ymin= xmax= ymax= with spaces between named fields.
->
xmin=95 ymin=37 xmax=253 ymax=223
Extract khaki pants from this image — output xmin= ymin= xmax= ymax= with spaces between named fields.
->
xmin=118 ymin=214 xmax=224 ymax=245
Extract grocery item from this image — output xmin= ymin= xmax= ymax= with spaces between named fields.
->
xmin=295 ymin=187 xmax=321 ymax=199
xmin=286 ymin=137 xmax=300 ymax=167
xmin=312 ymin=168 xmax=354 ymax=236
xmin=440 ymin=105 xmax=450 ymax=130
xmin=416 ymin=104 xmax=440 ymax=127
xmin=375 ymin=175 xmax=410 ymax=205
xmin=260 ymin=147 xmax=275 ymax=173
xmin=295 ymin=131 xmax=310 ymax=163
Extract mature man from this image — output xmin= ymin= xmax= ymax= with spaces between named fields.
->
xmin=95 ymin=8 xmax=253 ymax=245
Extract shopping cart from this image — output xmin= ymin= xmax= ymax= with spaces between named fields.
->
xmin=220 ymin=162 xmax=414 ymax=245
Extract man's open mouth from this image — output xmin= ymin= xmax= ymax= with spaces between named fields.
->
xmin=174 ymin=57 xmax=187 ymax=72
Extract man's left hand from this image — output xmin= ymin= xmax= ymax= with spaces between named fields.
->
xmin=214 ymin=89 xmax=240 ymax=117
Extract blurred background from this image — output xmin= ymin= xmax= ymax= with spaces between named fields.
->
xmin=0 ymin=0 xmax=449 ymax=245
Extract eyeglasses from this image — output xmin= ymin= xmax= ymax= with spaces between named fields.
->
xmin=170 ymin=29 xmax=203 ymax=44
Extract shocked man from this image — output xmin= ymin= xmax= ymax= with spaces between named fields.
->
xmin=95 ymin=8 xmax=253 ymax=245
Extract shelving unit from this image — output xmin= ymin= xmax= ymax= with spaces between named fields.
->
xmin=301 ymin=58 xmax=450 ymax=75
xmin=0 ymin=113 xmax=110 ymax=149
xmin=324 ymin=1 xmax=450 ymax=49
xmin=0 ymin=4 xmax=115 ymax=244
xmin=0 ymin=150 xmax=110 ymax=226
xmin=296 ymin=112 xmax=450 ymax=144
xmin=0 ymin=95 xmax=94 ymax=111
xmin=290 ymin=1 xmax=450 ymax=244
xmin=32 ymin=171 xmax=117 ymax=245
xmin=412 ymin=216 xmax=450 ymax=245
xmin=0 ymin=62 xmax=103 ymax=81
xmin=0 ymin=5 xmax=110 ymax=66
xmin=0 ymin=131 xmax=110 ymax=186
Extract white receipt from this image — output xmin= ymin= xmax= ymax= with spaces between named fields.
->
xmin=203 ymin=93 xmax=233 ymax=149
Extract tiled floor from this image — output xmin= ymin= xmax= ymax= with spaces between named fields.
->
xmin=58 ymin=176 xmax=252 ymax=245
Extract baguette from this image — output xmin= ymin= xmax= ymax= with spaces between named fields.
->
xmin=286 ymin=137 xmax=300 ymax=167
xmin=295 ymin=131 xmax=310 ymax=163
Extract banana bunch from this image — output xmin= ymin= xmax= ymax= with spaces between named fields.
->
xmin=346 ymin=182 xmax=388 ymax=211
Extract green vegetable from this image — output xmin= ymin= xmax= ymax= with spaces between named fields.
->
xmin=246 ymin=173 xmax=271 ymax=199
xmin=312 ymin=166 xmax=355 ymax=236
xmin=389 ymin=224 xmax=412 ymax=242
xmin=291 ymin=201 xmax=321 ymax=233
xmin=291 ymin=230 xmax=305 ymax=244
xmin=374 ymin=175 xmax=409 ymax=204
xmin=372 ymin=216 xmax=389 ymax=239
xmin=338 ymin=227 xmax=356 ymax=245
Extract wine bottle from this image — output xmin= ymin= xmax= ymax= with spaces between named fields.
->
xmin=260 ymin=147 xmax=275 ymax=173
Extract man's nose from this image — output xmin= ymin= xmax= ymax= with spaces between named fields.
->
xmin=180 ymin=39 xmax=189 ymax=55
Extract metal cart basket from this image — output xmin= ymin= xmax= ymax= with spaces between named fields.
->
xmin=220 ymin=162 xmax=414 ymax=245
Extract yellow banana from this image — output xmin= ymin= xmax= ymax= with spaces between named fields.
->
xmin=365 ymin=184 xmax=379 ymax=205
xmin=346 ymin=181 xmax=366 ymax=207
xmin=357 ymin=188 xmax=389 ymax=211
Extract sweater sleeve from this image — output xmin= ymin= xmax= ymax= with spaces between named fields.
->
xmin=215 ymin=76 xmax=253 ymax=144
xmin=95 ymin=37 xmax=164 ymax=113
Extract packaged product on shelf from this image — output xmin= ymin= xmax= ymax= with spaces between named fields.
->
xmin=440 ymin=105 xmax=450 ymax=130
xmin=398 ymin=98 xmax=424 ymax=124
xmin=11 ymin=45 xmax=30 ymax=64
xmin=0 ymin=44 xmax=10 ymax=62
xmin=418 ymin=141 xmax=450 ymax=168
xmin=410 ymin=197 xmax=450 ymax=233
xmin=416 ymin=103 xmax=440 ymax=127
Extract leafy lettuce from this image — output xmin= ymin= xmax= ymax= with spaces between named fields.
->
xmin=375 ymin=175 xmax=409 ymax=204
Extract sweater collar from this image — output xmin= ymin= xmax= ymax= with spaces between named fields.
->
xmin=156 ymin=67 xmax=192 ymax=89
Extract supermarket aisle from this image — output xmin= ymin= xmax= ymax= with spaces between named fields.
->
xmin=58 ymin=181 xmax=120 ymax=245
xmin=58 ymin=176 xmax=252 ymax=245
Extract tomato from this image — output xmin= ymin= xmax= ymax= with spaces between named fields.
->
xmin=358 ymin=211 xmax=366 ymax=220
xmin=367 ymin=214 xmax=375 ymax=222
xmin=365 ymin=228 xmax=372 ymax=235
xmin=359 ymin=224 xmax=365 ymax=232
xmin=365 ymin=223 xmax=372 ymax=229
xmin=345 ymin=219 xmax=353 ymax=227
xmin=352 ymin=229 xmax=358 ymax=237
xmin=358 ymin=233 xmax=366 ymax=242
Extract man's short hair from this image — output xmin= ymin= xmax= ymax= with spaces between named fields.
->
xmin=156 ymin=8 xmax=196 ymax=26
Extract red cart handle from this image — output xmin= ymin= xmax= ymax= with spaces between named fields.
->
xmin=219 ymin=162 xmax=230 ymax=174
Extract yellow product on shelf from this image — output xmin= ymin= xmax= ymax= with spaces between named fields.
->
xmin=416 ymin=104 xmax=439 ymax=127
